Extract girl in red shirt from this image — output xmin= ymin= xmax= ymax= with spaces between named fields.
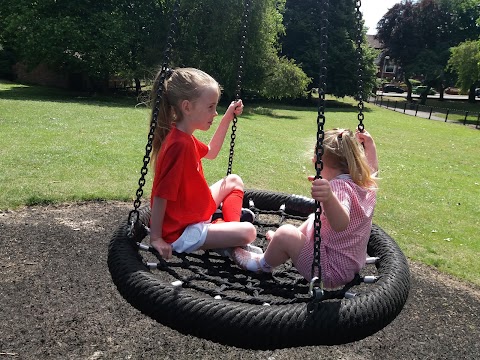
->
xmin=232 ymin=129 xmax=379 ymax=289
xmin=149 ymin=67 xmax=257 ymax=260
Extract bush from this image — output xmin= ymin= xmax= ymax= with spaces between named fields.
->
xmin=259 ymin=56 xmax=311 ymax=100
xmin=408 ymin=79 xmax=422 ymax=87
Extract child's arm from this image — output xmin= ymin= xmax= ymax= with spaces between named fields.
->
xmin=311 ymin=178 xmax=349 ymax=232
xmin=150 ymin=196 xmax=172 ymax=259
xmin=205 ymin=100 xmax=244 ymax=160
xmin=356 ymin=130 xmax=378 ymax=173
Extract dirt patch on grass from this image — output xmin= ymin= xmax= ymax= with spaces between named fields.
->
xmin=1 ymin=201 xmax=479 ymax=359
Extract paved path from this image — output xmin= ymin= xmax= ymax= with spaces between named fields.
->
xmin=370 ymin=97 xmax=480 ymax=129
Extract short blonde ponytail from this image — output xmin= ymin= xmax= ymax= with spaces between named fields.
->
xmin=322 ymin=129 xmax=377 ymax=189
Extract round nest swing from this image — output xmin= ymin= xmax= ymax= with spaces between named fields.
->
xmin=108 ymin=0 xmax=410 ymax=350
xmin=108 ymin=189 xmax=410 ymax=349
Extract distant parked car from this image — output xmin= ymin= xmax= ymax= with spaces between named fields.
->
xmin=413 ymin=86 xmax=437 ymax=95
xmin=445 ymin=87 xmax=460 ymax=95
xmin=475 ymin=88 xmax=480 ymax=97
xmin=383 ymin=85 xmax=405 ymax=93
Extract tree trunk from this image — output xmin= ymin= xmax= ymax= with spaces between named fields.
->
xmin=135 ymin=78 xmax=141 ymax=97
xmin=405 ymin=78 xmax=413 ymax=102
xmin=468 ymin=84 xmax=476 ymax=103
xmin=439 ymin=86 xmax=445 ymax=102
xmin=420 ymin=91 xmax=428 ymax=105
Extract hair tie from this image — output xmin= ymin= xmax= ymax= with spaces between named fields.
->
xmin=165 ymin=67 xmax=174 ymax=79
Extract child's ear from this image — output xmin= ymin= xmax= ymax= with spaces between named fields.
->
xmin=181 ymin=99 xmax=191 ymax=114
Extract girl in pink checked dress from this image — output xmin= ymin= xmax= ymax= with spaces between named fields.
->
xmin=231 ymin=128 xmax=379 ymax=289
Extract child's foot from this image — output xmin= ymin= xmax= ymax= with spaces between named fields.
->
xmin=240 ymin=208 xmax=255 ymax=223
xmin=265 ymin=230 xmax=275 ymax=241
xmin=230 ymin=247 xmax=264 ymax=272
xmin=242 ymin=244 xmax=263 ymax=254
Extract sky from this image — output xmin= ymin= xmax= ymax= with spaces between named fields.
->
xmin=361 ymin=0 xmax=402 ymax=35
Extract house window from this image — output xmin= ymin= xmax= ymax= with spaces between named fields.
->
xmin=384 ymin=61 xmax=395 ymax=74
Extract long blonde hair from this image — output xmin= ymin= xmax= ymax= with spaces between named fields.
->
xmin=149 ymin=67 xmax=221 ymax=167
xmin=321 ymin=128 xmax=377 ymax=189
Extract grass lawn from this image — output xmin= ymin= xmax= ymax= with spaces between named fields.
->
xmin=1 ymin=80 xmax=479 ymax=287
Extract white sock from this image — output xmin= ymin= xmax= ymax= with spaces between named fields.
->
xmin=242 ymin=253 xmax=261 ymax=272
xmin=232 ymin=248 xmax=273 ymax=273
xmin=259 ymin=256 xmax=272 ymax=272
xmin=244 ymin=254 xmax=272 ymax=273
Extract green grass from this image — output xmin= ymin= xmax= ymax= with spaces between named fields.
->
xmin=1 ymin=80 xmax=479 ymax=287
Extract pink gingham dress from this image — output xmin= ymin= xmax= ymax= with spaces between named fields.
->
xmin=295 ymin=174 xmax=376 ymax=289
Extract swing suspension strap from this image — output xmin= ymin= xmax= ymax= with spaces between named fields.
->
xmin=226 ymin=0 xmax=251 ymax=176
xmin=127 ymin=1 xmax=181 ymax=237
xmin=310 ymin=0 xmax=330 ymax=294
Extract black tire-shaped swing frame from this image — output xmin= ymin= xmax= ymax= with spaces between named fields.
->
xmin=108 ymin=0 xmax=409 ymax=349
xmin=108 ymin=189 xmax=410 ymax=349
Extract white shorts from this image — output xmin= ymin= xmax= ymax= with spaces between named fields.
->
xmin=171 ymin=222 xmax=210 ymax=253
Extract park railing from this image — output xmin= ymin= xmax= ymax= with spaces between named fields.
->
xmin=371 ymin=95 xmax=480 ymax=129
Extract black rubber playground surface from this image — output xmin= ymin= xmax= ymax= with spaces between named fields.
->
xmin=1 ymin=201 xmax=479 ymax=359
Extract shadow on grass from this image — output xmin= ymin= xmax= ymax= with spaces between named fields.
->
xmin=244 ymin=99 xmax=373 ymax=120
xmin=0 ymin=80 xmax=139 ymax=109
xmin=1 ymin=80 xmax=375 ymax=116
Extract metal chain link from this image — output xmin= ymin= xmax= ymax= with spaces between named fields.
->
xmin=226 ymin=0 xmax=251 ymax=176
xmin=127 ymin=0 xmax=180 ymax=237
xmin=311 ymin=0 xmax=330 ymax=290
xmin=355 ymin=0 xmax=365 ymax=132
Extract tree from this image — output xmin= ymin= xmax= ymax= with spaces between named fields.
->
xmin=173 ymin=0 xmax=307 ymax=99
xmin=280 ymin=0 xmax=377 ymax=99
xmin=438 ymin=0 xmax=480 ymax=43
xmin=0 ymin=0 xmax=172 ymax=91
xmin=447 ymin=40 xmax=480 ymax=102
xmin=377 ymin=1 xmax=428 ymax=102
xmin=0 ymin=0 xmax=306 ymax=99
xmin=376 ymin=0 xmax=480 ymax=104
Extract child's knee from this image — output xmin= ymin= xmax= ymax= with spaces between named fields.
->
xmin=271 ymin=224 xmax=300 ymax=246
xmin=241 ymin=222 xmax=257 ymax=244
xmin=247 ymin=223 xmax=257 ymax=241
xmin=226 ymin=174 xmax=244 ymax=190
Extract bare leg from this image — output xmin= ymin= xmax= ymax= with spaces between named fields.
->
xmin=209 ymin=174 xmax=244 ymax=207
xmin=264 ymin=224 xmax=306 ymax=268
xmin=201 ymin=221 xmax=256 ymax=250
xmin=230 ymin=224 xmax=306 ymax=273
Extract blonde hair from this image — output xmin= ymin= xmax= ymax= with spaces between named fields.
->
xmin=149 ymin=67 xmax=221 ymax=167
xmin=320 ymin=128 xmax=377 ymax=189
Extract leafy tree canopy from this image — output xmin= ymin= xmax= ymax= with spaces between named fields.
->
xmin=281 ymin=0 xmax=377 ymax=99
xmin=0 ymin=0 xmax=309 ymax=98
xmin=447 ymin=40 xmax=480 ymax=100
xmin=376 ymin=0 xmax=480 ymax=101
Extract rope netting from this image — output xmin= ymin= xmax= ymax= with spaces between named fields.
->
xmin=108 ymin=189 xmax=410 ymax=349
xmin=137 ymin=203 xmax=378 ymax=306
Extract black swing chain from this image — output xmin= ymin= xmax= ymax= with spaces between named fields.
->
xmin=311 ymin=0 xmax=330 ymax=289
xmin=226 ymin=0 xmax=251 ymax=176
xmin=127 ymin=0 xmax=180 ymax=237
xmin=355 ymin=0 xmax=365 ymax=133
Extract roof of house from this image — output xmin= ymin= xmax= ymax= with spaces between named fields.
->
xmin=366 ymin=34 xmax=383 ymax=50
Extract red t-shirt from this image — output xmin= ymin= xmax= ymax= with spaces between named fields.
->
xmin=150 ymin=126 xmax=217 ymax=243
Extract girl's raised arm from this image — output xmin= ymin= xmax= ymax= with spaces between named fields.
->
xmin=205 ymin=100 xmax=244 ymax=160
